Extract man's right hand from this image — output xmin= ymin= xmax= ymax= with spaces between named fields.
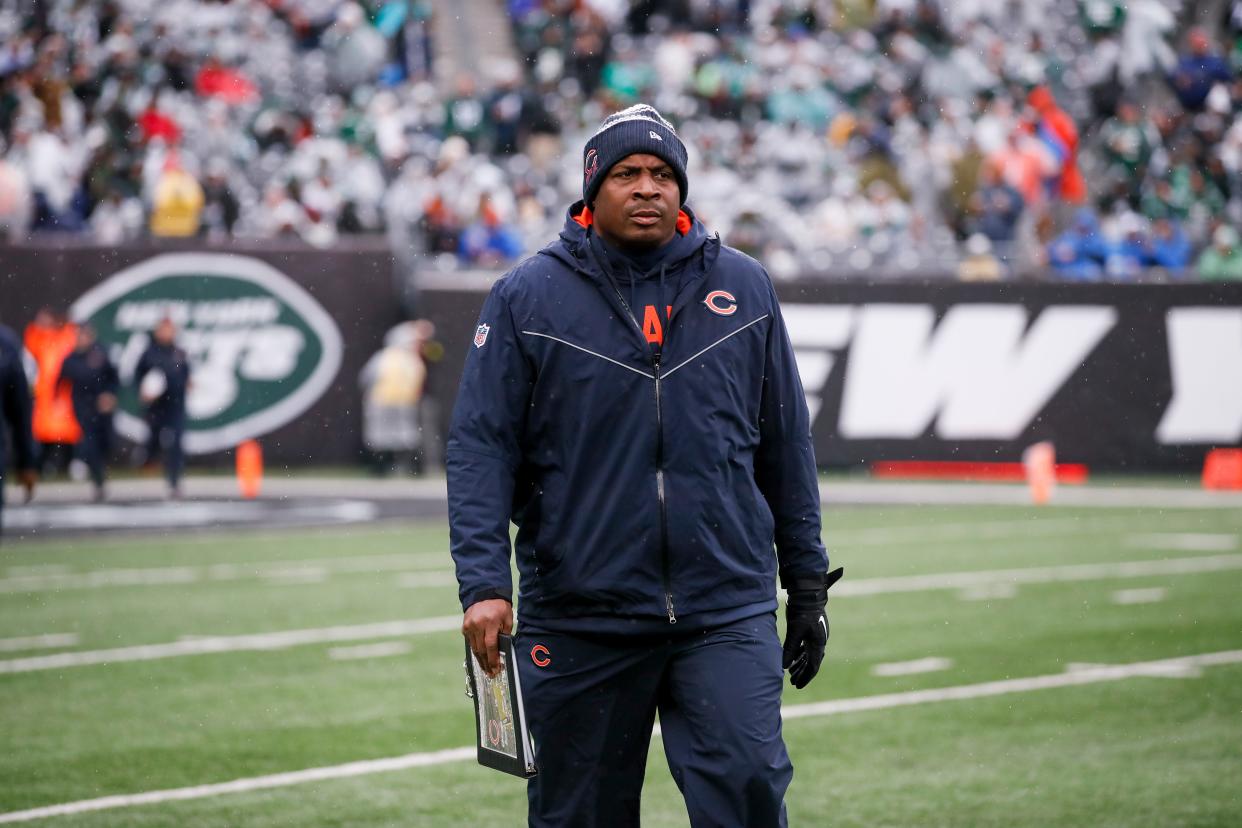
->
xmin=462 ymin=598 xmax=513 ymax=678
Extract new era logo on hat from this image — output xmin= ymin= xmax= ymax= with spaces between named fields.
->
xmin=582 ymin=104 xmax=688 ymax=207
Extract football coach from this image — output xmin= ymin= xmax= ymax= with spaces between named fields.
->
xmin=448 ymin=104 xmax=843 ymax=827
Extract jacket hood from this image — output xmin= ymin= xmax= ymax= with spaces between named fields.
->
xmin=540 ymin=200 xmax=719 ymax=285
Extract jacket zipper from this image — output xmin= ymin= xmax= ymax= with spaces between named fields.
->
xmin=606 ymin=279 xmax=676 ymax=624
xmin=653 ymin=352 xmax=675 ymax=624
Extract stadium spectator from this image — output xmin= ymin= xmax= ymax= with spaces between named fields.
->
xmin=199 ymin=160 xmax=241 ymax=239
xmin=1168 ymin=28 xmax=1233 ymax=112
xmin=458 ymin=193 xmax=524 ymax=265
xmin=1147 ymin=217 xmax=1193 ymax=274
xmin=23 ymin=308 xmax=80 ymax=475
xmin=1098 ymin=101 xmax=1156 ymax=205
xmin=0 ymin=323 xmax=37 ymax=539
xmin=967 ymin=163 xmax=1024 ymax=244
xmin=1026 ymin=86 xmax=1086 ymax=206
xmin=133 ymin=318 xmax=191 ymax=499
xmin=1047 ymin=209 xmax=1109 ymax=280
xmin=958 ymin=233 xmax=1005 ymax=281
xmin=1197 ymin=225 xmax=1242 ymax=281
xmin=1103 ymin=213 xmax=1150 ymax=280
xmin=56 ymin=324 xmax=119 ymax=502
xmin=149 ymin=152 xmax=204 ymax=237
xmin=0 ymin=138 xmax=32 ymax=241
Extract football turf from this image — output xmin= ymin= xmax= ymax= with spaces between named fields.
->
xmin=1 ymin=501 xmax=1239 ymax=826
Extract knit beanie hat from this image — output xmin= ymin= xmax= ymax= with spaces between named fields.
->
xmin=582 ymin=104 xmax=689 ymax=207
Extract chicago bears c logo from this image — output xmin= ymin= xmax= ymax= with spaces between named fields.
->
xmin=703 ymin=290 xmax=737 ymax=316
xmin=530 ymin=644 xmax=551 ymax=667
xmin=584 ymin=149 xmax=599 ymax=182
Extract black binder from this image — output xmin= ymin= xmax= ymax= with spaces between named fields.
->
xmin=463 ymin=634 xmax=538 ymax=778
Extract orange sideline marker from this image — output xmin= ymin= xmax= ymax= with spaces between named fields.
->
xmin=1022 ymin=441 xmax=1056 ymax=505
xmin=1202 ymin=448 xmax=1242 ymax=490
xmin=236 ymin=439 xmax=263 ymax=499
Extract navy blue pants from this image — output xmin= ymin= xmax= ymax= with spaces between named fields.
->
xmin=516 ymin=613 xmax=792 ymax=828
xmin=144 ymin=410 xmax=184 ymax=488
xmin=75 ymin=411 xmax=113 ymax=489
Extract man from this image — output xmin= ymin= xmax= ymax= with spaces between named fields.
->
xmin=358 ymin=321 xmax=428 ymax=476
xmin=448 ymin=104 xmax=841 ymax=827
xmin=1168 ymin=28 xmax=1232 ymax=112
xmin=0 ymin=324 xmax=37 ymax=538
xmin=57 ymin=324 xmax=119 ymax=501
xmin=133 ymin=318 xmax=191 ymax=498
xmin=1197 ymin=225 xmax=1242 ymax=281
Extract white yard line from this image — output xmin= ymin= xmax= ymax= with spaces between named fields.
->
xmin=0 ymin=747 xmax=478 ymax=825
xmin=1 ymin=649 xmax=1239 ymax=824
xmin=395 ymin=572 xmax=459 ymax=589
xmin=833 ymin=515 xmax=1142 ymax=547
xmin=3 ymin=565 xmax=70 ymax=576
xmin=328 ymin=641 xmax=413 ymax=661
xmin=1125 ymin=533 xmax=1239 ymax=552
xmin=957 ymin=583 xmax=1018 ymax=601
xmin=871 ymin=657 xmax=953 ymax=677
xmin=0 ymin=634 xmax=79 ymax=653
xmin=0 ymin=552 xmax=446 ymax=594
xmin=1064 ymin=661 xmax=1200 ymax=679
xmin=834 ymin=553 xmax=1242 ymax=597
xmin=0 ymin=617 xmax=460 ymax=675
xmin=778 ymin=650 xmax=1242 ymax=723
xmin=259 ymin=567 xmax=329 ymax=585
xmin=4 ymin=554 xmax=1237 ymax=675
xmin=1111 ymin=588 xmax=1167 ymax=605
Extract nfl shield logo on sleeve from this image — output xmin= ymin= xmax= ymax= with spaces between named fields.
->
xmin=474 ymin=324 xmax=491 ymax=348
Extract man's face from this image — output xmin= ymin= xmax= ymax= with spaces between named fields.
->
xmin=154 ymin=320 xmax=176 ymax=345
xmin=76 ymin=326 xmax=96 ymax=351
xmin=592 ymin=153 xmax=680 ymax=251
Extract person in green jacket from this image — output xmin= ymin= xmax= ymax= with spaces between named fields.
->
xmin=1197 ymin=226 xmax=1242 ymax=281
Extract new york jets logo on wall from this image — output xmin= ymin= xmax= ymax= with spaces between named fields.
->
xmin=70 ymin=253 xmax=343 ymax=455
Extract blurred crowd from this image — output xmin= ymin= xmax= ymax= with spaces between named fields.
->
xmin=1 ymin=0 xmax=1241 ymax=280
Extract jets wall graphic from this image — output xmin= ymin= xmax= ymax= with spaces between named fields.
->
xmin=423 ymin=281 xmax=1242 ymax=471
xmin=3 ymin=244 xmax=1238 ymax=470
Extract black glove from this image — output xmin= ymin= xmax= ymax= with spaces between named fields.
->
xmin=781 ymin=567 xmax=844 ymax=689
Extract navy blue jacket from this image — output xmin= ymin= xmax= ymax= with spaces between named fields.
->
xmin=448 ymin=204 xmax=828 ymax=633
xmin=134 ymin=342 xmax=190 ymax=419
xmin=58 ymin=344 xmax=119 ymax=426
xmin=0 ymin=325 xmax=36 ymax=476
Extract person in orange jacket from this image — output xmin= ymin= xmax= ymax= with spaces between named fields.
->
xmin=23 ymin=308 xmax=81 ymax=473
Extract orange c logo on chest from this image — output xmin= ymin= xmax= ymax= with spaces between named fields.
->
xmin=703 ymin=290 xmax=737 ymax=316
xmin=531 ymin=644 xmax=551 ymax=667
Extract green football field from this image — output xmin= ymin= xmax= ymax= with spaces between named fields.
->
xmin=2 ymin=498 xmax=1241 ymax=826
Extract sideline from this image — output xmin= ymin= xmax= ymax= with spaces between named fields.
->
xmin=1 ymin=649 xmax=1239 ymax=824
xmin=3 ymin=554 xmax=1240 ymax=675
